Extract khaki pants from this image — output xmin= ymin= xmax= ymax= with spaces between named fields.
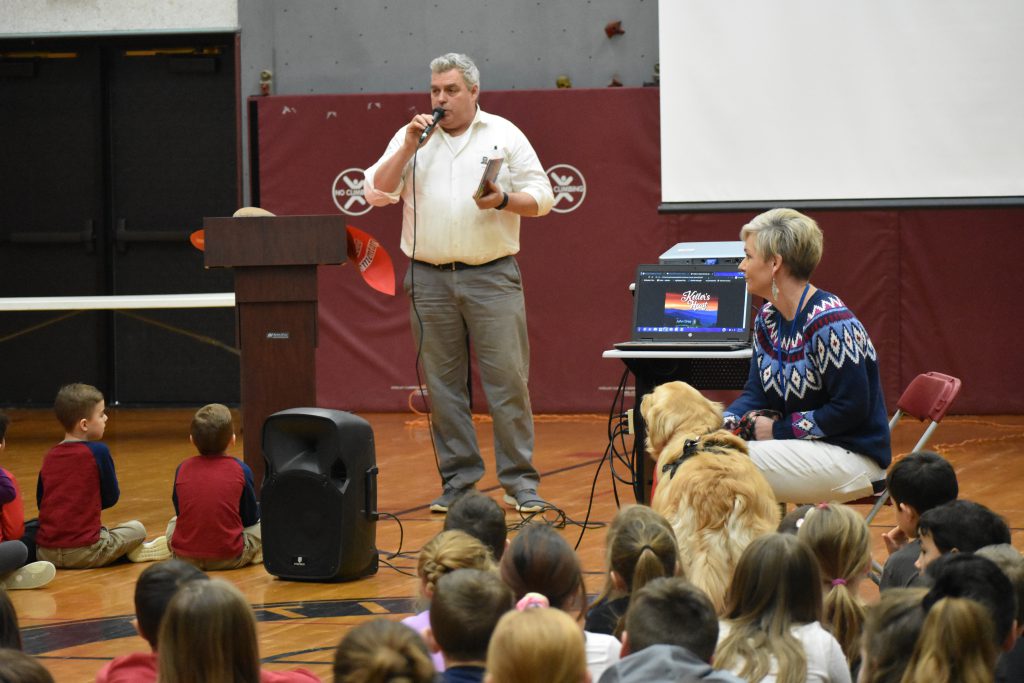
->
xmin=166 ymin=516 xmax=262 ymax=571
xmin=36 ymin=521 xmax=146 ymax=568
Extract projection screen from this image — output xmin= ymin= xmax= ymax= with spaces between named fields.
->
xmin=658 ymin=1 xmax=1024 ymax=210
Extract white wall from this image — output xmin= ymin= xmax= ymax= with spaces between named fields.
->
xmin=0 ymin=0 xmax=238 ymax=36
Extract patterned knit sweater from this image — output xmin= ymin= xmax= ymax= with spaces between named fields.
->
xmin=724 ymin=289 xmax=891 ymax=468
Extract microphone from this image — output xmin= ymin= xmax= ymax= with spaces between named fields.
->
xmin=418 ymin=107 xmax=445 ymax=143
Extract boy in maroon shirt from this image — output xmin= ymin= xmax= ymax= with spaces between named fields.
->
xmin=167 ymin=404 xmax=261 ymax=569
xmin=36 ymin=383 xmax=150 ymax=568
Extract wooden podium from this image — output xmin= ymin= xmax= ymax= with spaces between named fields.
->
xmin=203 ymin=215 xmax=348 ymax=488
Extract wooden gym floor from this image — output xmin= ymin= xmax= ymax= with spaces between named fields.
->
xmin=2 ymin=408 xmax=1022 ymax=682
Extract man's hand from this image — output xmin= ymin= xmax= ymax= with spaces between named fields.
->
xmin=402 ymin=111 xmax=442 ymax=150
xmin=882 ymin=526 xmax=909 ymax=555
xmin=372 ymin=111 xmax=442 ymax=195
xmin=474 ymin=180 xmax=505 ymax=210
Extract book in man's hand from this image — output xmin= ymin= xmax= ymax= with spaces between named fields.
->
xmin=473 ymin=155 xmax=504 ymax=199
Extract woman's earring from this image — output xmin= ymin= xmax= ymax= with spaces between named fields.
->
xmin=771 ymin=277 xmax=779 ymax=301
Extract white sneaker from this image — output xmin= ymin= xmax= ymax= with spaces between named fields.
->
xmin=128 ymin=536 xmax=171 ymax=563
xmin=3 ymin=561 xmax=56 ymax=590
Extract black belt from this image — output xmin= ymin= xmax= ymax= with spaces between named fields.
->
xmin=414 ymin=256 xmax=508 ymax=271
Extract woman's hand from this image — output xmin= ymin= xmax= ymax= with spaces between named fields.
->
xmin=753 ymin=415 xmax=776 ymax=440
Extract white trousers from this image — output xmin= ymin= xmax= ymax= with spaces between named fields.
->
xmin=747 ymin=440 xmax=886 ymax=504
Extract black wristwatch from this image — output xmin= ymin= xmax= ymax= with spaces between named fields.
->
xmin=495 ymin=192 xmax=509 ymax=211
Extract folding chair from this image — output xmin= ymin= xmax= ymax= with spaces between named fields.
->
xmin=863 ymin=371 xmax=962 ymax=525
xmin=863 ymin=371 xmax=962 ymax=581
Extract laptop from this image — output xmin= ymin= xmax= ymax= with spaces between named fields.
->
xmin=613 ymin=263 xmax=753 ymax=351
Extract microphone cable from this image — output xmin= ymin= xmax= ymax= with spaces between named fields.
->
xmin=409 ymin=143 xmax=447 ymax=487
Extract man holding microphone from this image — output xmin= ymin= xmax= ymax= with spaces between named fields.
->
xmin=364 ymin=53 xmax=554 ymax=514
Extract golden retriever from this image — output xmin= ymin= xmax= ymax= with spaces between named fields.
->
xmin=642 ymin=381 xmax=779 ymax=613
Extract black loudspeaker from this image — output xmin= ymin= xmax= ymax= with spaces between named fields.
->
xmin=261 ymin=408 xmax=379 ymax=581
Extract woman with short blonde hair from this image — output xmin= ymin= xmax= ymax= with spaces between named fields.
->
xmin=724 ymin=208 xmax=890 ymax=504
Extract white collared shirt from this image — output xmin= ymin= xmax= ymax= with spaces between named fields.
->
xmin=364 ymin=107 xmax=554 ymax=265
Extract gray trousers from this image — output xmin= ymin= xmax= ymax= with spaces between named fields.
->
xmin=405 ymin=257 xmax=539 ymax=494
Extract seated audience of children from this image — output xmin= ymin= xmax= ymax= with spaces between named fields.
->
xmin=485 ymin=606 xmax=589 ymax=683
xmin=585 ymin=505 xmax=678 ymax=638
xmin=796 ymin=503 xmax=870 ymax=672
xmin=878 ymin=451 xmax=958 ymax=590
xmin=715 ymin=533 xmax=851 ymax=683
xmin=914 ymin=499 xmax=1010 ymax=574
xmin=443 ymin=491 xmax=509 ymax=561
xmin=857 ymin=588 xmax=928 ymax=683
xmin=95 ymin=559 xmax=207 ymax=683
xmin=157 ymin=578 xmax=318 ymax=682
xmin=499 ymin=522 xmax=620 ymax=681
xmin=428 ymin=568 xmax=514 ymax=682
xmin=333 ymin=620 xmax=435 ymax=683
xmin=976 ymin=544 xmax=1024 ymax=683
xmin=402 ymin=529 xmax=495 ymax=672
xmin=598 ymin=576 xmax=743 ymax=682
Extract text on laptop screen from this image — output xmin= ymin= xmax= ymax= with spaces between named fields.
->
xmin=634 ymin=267 xmax=749 ymax=335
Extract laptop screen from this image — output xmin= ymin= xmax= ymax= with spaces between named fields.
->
xmin=631 ymin=264 xmax=752 ymax=343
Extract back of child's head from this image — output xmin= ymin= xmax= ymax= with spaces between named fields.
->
xmin=0 ymin=590 xmax=22 ymax=650
xmin=777 ymin=504 xmax=814 ymax=534
xmin=429 ymin=567 xmax=513 ymax=663
xmin=443 ymin=491 xmax=507 ymax=561
xmin=134 ymin=559 xmax=208 ymax=649
xmin=53 ymin=383 xmax=103 ymax=432
xmin=416 ymin=529 xmax=493 ymax=598
xmin=623 ymin=576 xmax=718 ymax=661
xmin=605 ymin=504 xmax=678 ymax=592
xmin=900 ymin=597 xmax=998 ymax=683
xmin=486 ymin=607 xmax=586 ymax=683
xmin=333 ymin=619 xmax=435 ymax=683
xmin=499 ymin=523 xmax=585 ymax=616
xmin=588 ymin=504 xmax=678 ymax=634
xmin=717 ymin=533 xmax=822 ymax=683
xmin=795 ymin=502 xmax=870 ymax=666
xmin=859 ymin=588 xmax=928 ymax=683
xmin=976 ymin=543 xmax=1024 ymax=629
xmin=723 ymin=532 xmax=822 ymax=624
xmin=190 ymin=403 xmax=234 ymax=455
xmin=157 ymin=578 xmax=260 ymax=683
xmin=917 ymin=499 xmax=1010 ymax=555
xmin=0 ymin=410 xmax=9 ymax=443
xmin=924 ymin=552 xmax=1015 ymax=646
xmin=885 ymin=451 xmax=958 ymax=513
xmin=0 ymin=649 xmax=54 ymax=683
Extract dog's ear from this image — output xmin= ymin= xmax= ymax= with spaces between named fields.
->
xmin=642 ymin=386 xmax=686 ymax=455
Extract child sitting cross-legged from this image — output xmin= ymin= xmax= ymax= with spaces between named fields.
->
xmin=167 ymin=404 xmax=262 ymax=570
xmin=0 ymin=410 xmax=55 ymax=589
xmin=36 ymin=383 xmax=151 ymax=568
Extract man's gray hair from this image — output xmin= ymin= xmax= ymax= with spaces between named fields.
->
xmin=430 ymin=53 xmax=480 ymax=90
